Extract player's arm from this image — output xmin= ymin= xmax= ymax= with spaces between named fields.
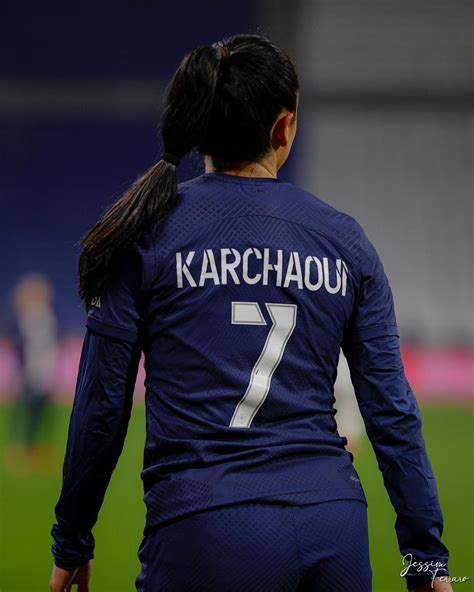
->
xmin=51 ymin=328 xmax=140 ymax=574
xmin=342 ymin=229 xmax=450 ymax=591
xmin=50 ymin=242 xmax=150 ymax=589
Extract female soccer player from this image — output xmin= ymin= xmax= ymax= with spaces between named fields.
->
xmin=50 ymin=35 xmax=452 ymax=592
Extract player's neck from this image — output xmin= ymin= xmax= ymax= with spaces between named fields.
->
xmin=204 ymin=155 xmax=277 ymax=179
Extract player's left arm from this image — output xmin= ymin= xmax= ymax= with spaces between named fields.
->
xmin=342 ymin=227 xmax=451 ymax=590
xmin=344 ymin=330 xmax=452 ymax=591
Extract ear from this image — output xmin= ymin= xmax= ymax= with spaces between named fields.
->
xmin=272 ymin=112 xmax=295 ymax=148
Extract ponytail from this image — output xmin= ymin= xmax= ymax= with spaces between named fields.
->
xmin=78 ymin=35 xmax=298 ymax=308
xmin=78 ymin=49 xmax=221 ymax=309
xmin=78 ymin=156 xmax=179 ymax=308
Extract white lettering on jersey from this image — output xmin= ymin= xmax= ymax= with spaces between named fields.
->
xmin=221 ymin=248 xmax=241 ymax=285
xmin=242 ymin=248 xmax=262 ymax=285
xmin=262 ymin=248 xmax=273 ymax=285
xmin=275 ymin=249 xmax=283 ymax=287
xmin=176 ymin=251 xmax=196 ymax=288
xmin=341 ymin=260 xmax=348 ymax=296
xmin=304 ymin=256 xmax=323 ymax=291
xmin=324 ymin=257 xmax=346 ymax=295
xmin=175 ymin=248 xmax=349 ymax=296
xmin=199 ymin=249 xmax=220 ymax=286
xmin=283 ymin=251 xmax=303 ymax=289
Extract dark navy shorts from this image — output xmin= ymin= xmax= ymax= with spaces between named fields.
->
xmin=135 ymin=499 xmax=372 ymax=591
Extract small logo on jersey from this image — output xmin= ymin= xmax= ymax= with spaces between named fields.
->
xmin=91 ymin=296 xmax=101 ymax=308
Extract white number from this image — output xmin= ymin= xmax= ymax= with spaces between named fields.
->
xmin=229 ymin=302 xmax=297 ymax=428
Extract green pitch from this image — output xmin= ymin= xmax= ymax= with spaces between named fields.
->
xmin=0 ymin=403 xmax=472 ymax=592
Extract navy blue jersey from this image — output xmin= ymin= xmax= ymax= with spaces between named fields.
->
xmin=53 ymin=173 xmax=448 ymax=585
xmin=87 ymin=172 xmax=378 ymax=518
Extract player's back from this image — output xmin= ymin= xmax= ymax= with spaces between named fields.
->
xmin=112 ymin=172 xmax=369 ymax=526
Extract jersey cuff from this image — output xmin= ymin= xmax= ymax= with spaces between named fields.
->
xmin=86 ymin=316 xmax=140 ymax=344
xmin=54 ymin=556 xmax=92 ymax=570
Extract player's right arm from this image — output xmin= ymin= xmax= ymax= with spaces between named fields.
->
xmin=50 ymin=242 xmax=149 ymax=586
xmin=50 ymin=329 xmax=140 ymax=578
xmin=342 ymin=227 xmax=451 ymax=591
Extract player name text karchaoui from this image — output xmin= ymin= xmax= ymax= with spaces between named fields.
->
xmin=176 ymin=248 xmax=348 ymax=295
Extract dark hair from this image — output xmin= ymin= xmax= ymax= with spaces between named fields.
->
xmin=79 ymin=34 xmax=299 ymax=307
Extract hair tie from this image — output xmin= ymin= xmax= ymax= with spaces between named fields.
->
xmin=213 ymin=42 xmax=231 ymax=63
xmin=218 ymin=44 xmax=231 ymax=62
xmin=161 ymin=152 xmax=181 ymax=167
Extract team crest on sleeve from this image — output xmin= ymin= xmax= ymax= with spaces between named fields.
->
xmin=175 ymin=248 xmax=348 ymax=296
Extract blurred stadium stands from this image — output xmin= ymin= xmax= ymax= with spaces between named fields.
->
xmin=1 ymin=0 xmax=472 ymax=399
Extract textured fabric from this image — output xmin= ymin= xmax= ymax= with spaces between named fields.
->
xmin=52 ymin=173 xmax=448 ymax=585
xmin=51 ymin=330 xmax=141 ymax=568
xmin=86 ymin=172 xmax=375 ymax=527
xmin=135 ymin=499 xmax=372 ymax=592
xmin=342 ymin=336 xmax=450 ymax=587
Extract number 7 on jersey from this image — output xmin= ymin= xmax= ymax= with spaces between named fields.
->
xmin=230 ymin=302 xmax=298 ymax=428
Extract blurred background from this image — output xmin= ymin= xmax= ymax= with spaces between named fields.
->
xmin=0 ymin=1 xmax=472 ymax=591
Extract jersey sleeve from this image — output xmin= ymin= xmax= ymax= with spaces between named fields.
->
xmin=51 ymin=329 xmax=141 ymax=568
xmin=343 ymin=227 xmax=449 ymax=587
xmin=85 ymin=241 xmax=154 ymax=344
xmin=345 ymin=228 xmax=399 ymax=343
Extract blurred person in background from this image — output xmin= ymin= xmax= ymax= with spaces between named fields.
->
xmin=49 ymin=35 xmax=452 ymax=592
xmin=334 ymin=353 xmax=364 ymax=453
xmin=5 ymin=273 xmax=58 ymax=474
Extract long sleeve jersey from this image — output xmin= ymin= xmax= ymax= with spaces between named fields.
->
xmin=52 ymin=172 xmax=449 ymax=587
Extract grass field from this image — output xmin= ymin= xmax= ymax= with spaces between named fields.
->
xmin=0 ymin=403 xmax=472 ymax=592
